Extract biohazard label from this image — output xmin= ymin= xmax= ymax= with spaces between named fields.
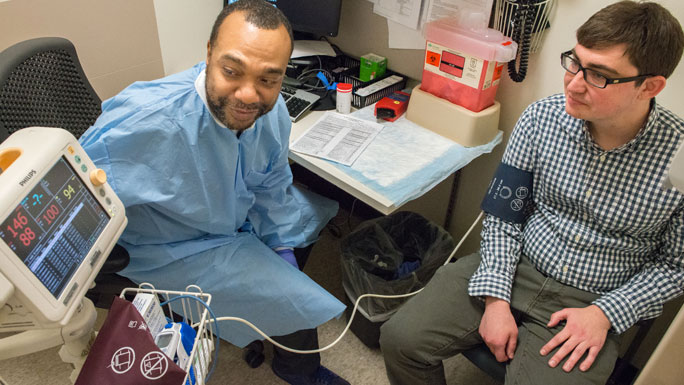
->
xmin=424 ymin=41 xmax=501 ymax=90
xmin=493 ymin=63 xmax=504 ymax=82
xmin=425 ymin=50 xmax=441 ymax=67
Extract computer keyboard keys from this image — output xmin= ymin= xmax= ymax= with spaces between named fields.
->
xmin=280 ymin=87 xmax=320 ymax=122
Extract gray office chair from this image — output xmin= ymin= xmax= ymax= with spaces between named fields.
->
xmin=0 ymin=37 xmax=101 ymax=138
xmin=463 ymin=344 xmax=507 ymax=383
xmin=0 ymin=36 xmax=133 ymax=307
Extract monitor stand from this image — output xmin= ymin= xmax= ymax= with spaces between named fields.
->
xmin=0 ymin=297 xmax=97 ymax=384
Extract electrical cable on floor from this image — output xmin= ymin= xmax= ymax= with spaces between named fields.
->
xmin=326 ymin=198 xmax=360 ymax=238
xmin=347 ymin=199 xmax=358 ymax=232
xmin=208 ymin=211 xmax=485 ymax=354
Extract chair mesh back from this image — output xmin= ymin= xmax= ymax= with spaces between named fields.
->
xmin=0 ymin=47 xmax=101 ymax=139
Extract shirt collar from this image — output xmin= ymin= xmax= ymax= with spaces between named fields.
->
xmin=194 ymin=68 xmax=255 ymax=133
xmin=563 ymin=96 xmax=659 ymax=154
xmin=619 ymin=99 xmax=659 ymax=152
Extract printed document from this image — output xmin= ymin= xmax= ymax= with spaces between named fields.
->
xmin=425 ymin=0 xmax=493 ymax=23
xmin=291 ymin=111 xmax=384 ymax=166
xmin=379 ymin=0 xmax=494 ymax=49
xmin=373 ymin=0 xmax=424 ymax=30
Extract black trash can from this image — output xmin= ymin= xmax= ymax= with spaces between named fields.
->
xmin=340 ymin=211 xmax=455 ymax=348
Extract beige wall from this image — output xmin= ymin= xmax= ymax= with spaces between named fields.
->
xmin=330 ymin=0 xmax=425 ymax=81
xmin=0 ymin=0 xmax=164 ymax=101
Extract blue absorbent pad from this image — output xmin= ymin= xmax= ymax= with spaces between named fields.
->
xmin=339 ymin=105 xmax=502 ymax=208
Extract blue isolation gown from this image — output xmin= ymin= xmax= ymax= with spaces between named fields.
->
xmin=80 ymin=62 xmax=344 ymax=347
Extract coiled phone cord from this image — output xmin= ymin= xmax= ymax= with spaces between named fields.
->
xmin=508 ymin=0 xmax=535 ymax=82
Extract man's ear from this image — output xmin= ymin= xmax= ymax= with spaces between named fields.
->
xmin=639 ymin=75 xmax=667 ymax=100
xmin=206 ymin=41 xmax=212 ymax=64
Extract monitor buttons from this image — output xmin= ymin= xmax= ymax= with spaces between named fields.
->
xmin=89 ymin=249 xmax=102 ymax=267
xmin=90 ymin=169 xmax=107 ymax=187
xmin=62 ymin=283 xmax=79 ymax=305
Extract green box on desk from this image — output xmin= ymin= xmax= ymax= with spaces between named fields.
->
xmin=359 ymin=53 xmax=387 ymax=81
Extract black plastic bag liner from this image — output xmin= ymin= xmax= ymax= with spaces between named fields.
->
xmin=340 ymin=211 xmax=454 ymax=322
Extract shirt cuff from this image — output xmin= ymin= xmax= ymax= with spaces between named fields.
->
xmin=592 ymin=291 xmax=638 ymax=334
xmin=467 ymin=270 xmax=514 ymax=303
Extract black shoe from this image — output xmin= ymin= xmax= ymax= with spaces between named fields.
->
xmin=272 ymin=364 xmax=350 ymax=385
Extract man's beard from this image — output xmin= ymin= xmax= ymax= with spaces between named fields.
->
xmin=206 ymin=79 xmax=276 ymax=131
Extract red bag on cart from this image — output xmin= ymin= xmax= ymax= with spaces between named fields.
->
xmin=75 ymin=296 xmax=187 ymax=385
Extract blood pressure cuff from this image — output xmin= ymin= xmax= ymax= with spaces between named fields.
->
xmin=481 ymin=162 xmax=533 ymax=224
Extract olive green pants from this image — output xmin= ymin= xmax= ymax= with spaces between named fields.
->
xmin=380 ymin=253 xmax=620 ymax=385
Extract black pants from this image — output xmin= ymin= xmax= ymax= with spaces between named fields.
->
xmin=270 ymin=244 xmax=321 ymax=376
xmin=272 ymin=328 xmax=321 ymax=375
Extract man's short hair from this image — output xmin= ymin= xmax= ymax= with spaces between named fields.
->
xmin=209 ymin=0 xmax=294 ymax=52
xmin=577 ymin=1 xmax=684 ymax=80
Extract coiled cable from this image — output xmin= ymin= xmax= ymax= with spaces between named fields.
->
xmin=508 ymin=0 xmax=534 ymax=82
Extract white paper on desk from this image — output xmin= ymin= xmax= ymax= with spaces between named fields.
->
xmin=290 ymin=111 xmax=384 ymax=167
xmin=291 ymin=40 xmax=337 ymax=58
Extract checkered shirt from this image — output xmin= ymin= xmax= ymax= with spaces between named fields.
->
xmin=468 ymin=94 xmax=684 ymax=334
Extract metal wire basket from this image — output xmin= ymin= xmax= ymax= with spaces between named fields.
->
xmin=119 ymin=285 xmax=216 ymax=385
xmin=493 ymin=0 xmax=556 ymax=54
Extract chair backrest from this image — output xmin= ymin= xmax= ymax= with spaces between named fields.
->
xmin=0 ymin=37 xmax=101 ymax=140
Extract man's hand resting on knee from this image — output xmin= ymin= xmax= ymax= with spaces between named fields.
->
xmin=540 ymin=305 xmax=611 ymax=372
xmin=480 ymin=297 xmax=518 ymax=362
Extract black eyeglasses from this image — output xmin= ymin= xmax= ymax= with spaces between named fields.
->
xmin=560 ymin=50 xmax=652 ymax=89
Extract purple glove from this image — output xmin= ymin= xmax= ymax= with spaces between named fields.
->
xmin=274 ymin=248 xmax=298 ymax=269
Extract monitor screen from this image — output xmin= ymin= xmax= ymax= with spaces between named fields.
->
xmin=225 ymin=0 xmax=342 ymax=38
xmin=0 ymin=157 xmax=110 ymax=299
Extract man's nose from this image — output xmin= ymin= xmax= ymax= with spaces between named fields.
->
xmin=234 ymin=81 xmax=259 ymax=105
xmin=566 ymin=70 xmax=587 ymax=92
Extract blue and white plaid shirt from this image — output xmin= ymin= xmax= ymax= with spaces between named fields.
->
xmin=469 ymin=94 xmax=684 ymax=334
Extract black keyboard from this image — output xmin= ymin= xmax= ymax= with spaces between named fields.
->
xmin=280 ymin=85 xmax=320 ymax=122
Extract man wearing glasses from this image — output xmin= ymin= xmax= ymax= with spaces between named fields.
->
xmin=380 ymin=2 xmax=684 ymax=385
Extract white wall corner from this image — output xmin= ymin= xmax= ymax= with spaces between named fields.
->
xmin=153 ymin=0 xmax=224 ymax=76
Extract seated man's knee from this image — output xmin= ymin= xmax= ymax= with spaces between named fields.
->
xmin=380 ymin=315 xmax=419 ymax=360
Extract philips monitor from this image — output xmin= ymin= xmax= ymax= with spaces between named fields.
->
xmin=0 ymin=127 xmax=127 ymax=329
xmin=225 ymin=0 xmax=343 ymax=38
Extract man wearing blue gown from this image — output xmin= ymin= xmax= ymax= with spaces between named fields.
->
xmin=80 ymin=1 xmax=349 ymax=384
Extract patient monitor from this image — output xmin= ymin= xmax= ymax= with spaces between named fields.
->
xmin=0 ymin=127 xmax=127 ymax=382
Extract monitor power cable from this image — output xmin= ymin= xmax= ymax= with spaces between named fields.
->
xmin=204 ymin=211 xmax=485 ymax=354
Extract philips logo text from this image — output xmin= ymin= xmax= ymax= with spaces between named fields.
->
xmin=19 ymin=170 xmax=37 ymax=187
